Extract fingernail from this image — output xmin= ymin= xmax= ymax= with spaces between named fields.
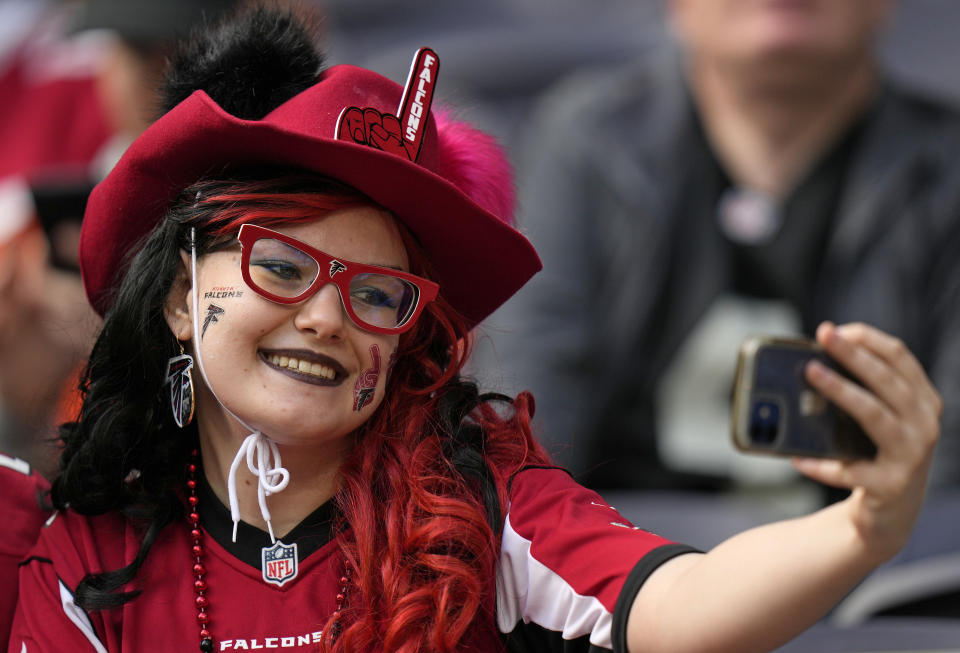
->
xmin=836 ymin=325 xmax=857 ymax=341
xmin=828 ymin=326 xmax=848 ymax=344
xmin=806 ymin=359 xmax=828 ymax=379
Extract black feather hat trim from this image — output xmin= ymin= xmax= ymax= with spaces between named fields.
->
xmin=161 ymin=6 xmax=323 ymax=120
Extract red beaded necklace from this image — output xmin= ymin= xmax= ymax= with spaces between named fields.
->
xmin=186 ymin=450 xmax=350 ymax=652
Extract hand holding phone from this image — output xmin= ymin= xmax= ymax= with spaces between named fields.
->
xmin=791 ymin=322 xmax=940 ymax=558
xmin=731 ymin=336 xmax=877 ymax=460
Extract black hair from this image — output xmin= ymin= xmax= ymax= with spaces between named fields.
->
xmin=53 ymin=199 xmax=196 ymax=607
xmin=161 ymin=5 xmax=324 ymax=119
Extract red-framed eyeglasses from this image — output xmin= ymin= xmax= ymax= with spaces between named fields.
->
xmin=237 ymin=224 xmax=439 ymax=335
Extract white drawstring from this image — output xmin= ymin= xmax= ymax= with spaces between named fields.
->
xmin=227 ymin=433 xmax=290 ymax=543
xmin=190 ymin=228 xmax=291 ymax=543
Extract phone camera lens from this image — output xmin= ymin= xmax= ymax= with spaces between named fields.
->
xmin=749 ymin=400 xmax=780 ymax=445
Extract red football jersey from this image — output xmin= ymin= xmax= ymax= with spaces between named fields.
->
xmin=0 ymin=453 xmax=52 ymax=646
xmin=11 ymin=467 xmax=696 ymax=652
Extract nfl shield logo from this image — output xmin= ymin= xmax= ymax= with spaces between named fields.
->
xmin=261 ymin=541 xmax=299 ymax=587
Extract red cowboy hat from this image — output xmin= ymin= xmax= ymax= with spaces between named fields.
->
xmin=79 ymin=53 xmax=540 ymax=328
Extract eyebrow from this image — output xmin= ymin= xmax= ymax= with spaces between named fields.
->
xmin=241 ymin=225 xmax=407 ymax=272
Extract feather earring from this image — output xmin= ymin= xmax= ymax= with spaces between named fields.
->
xmin=165 ymin=342 xmax=195 ymax=428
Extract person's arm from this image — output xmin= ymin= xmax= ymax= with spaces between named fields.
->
xmin=625 ymin=321 xmax=940 ymax=653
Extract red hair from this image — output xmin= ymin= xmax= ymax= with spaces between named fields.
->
xmin=191 ymin=176 xmax=371 ymax=235
xmin=191 ymin=177 xmax=550 ymax=651
xmin=326 ymin=276 xmax=549 ymax=651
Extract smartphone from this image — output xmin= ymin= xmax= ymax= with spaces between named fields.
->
xmin=30 ymin=179 xmax=93 ymax=272
xmin=731 ymin=336 xmax=877 ymax=460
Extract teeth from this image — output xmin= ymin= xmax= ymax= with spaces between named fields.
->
xmin=268 ymin=354 xmax=334 ymax=380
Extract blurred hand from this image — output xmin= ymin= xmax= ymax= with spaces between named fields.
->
xmin=0 ymin=223 xmax=99 ymax=423
xmin=793 ymin=322 xmax=942 ymax=560
xmin=0 ymin=224 xmax=47 ymax=338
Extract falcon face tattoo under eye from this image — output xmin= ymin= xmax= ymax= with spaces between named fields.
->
xmin=202 ymin=304 xmax=225 ymax=339
xmin=354 ymin=344 xmax=382 ymax=411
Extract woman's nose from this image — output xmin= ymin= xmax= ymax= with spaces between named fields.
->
xmin=292 ymin=282 xmax=348 ymax=339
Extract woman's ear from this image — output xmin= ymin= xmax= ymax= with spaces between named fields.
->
xmin=164 ymin=250 xmax=194 ymax=340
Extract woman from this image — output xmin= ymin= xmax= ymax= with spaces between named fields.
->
xmin=9 ymin=7 xmax=941 ymax=653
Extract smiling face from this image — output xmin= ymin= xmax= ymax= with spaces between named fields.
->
xmin=166 ymin=205 xmax=409 ymax=451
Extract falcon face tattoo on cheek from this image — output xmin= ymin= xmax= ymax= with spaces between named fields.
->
xmin=202 ymin=304 xmax=225 ymax=339
xmin=354 ymin=344 xmax=382 ymax=412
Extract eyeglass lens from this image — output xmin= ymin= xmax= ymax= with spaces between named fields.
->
xmin=247 ymin=237 xmax=420 ymax=329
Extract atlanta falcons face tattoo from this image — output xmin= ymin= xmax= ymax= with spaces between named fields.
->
xmin=354 ymin=344 xmax=382 ymax=411
xmin=202 ymin=303 xmax=225 ymax=339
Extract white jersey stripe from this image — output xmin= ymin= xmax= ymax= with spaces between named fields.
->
xmin=0 ymin=453 xmax=31 ymax=475
xmin=59 ymin=580 xmax=108 ymax=653
xmin=497 ymin=513 xmax=614 ymax=648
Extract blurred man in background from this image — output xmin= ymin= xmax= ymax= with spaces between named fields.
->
xmin=481 ymin=0 xmax=960 ymax=501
